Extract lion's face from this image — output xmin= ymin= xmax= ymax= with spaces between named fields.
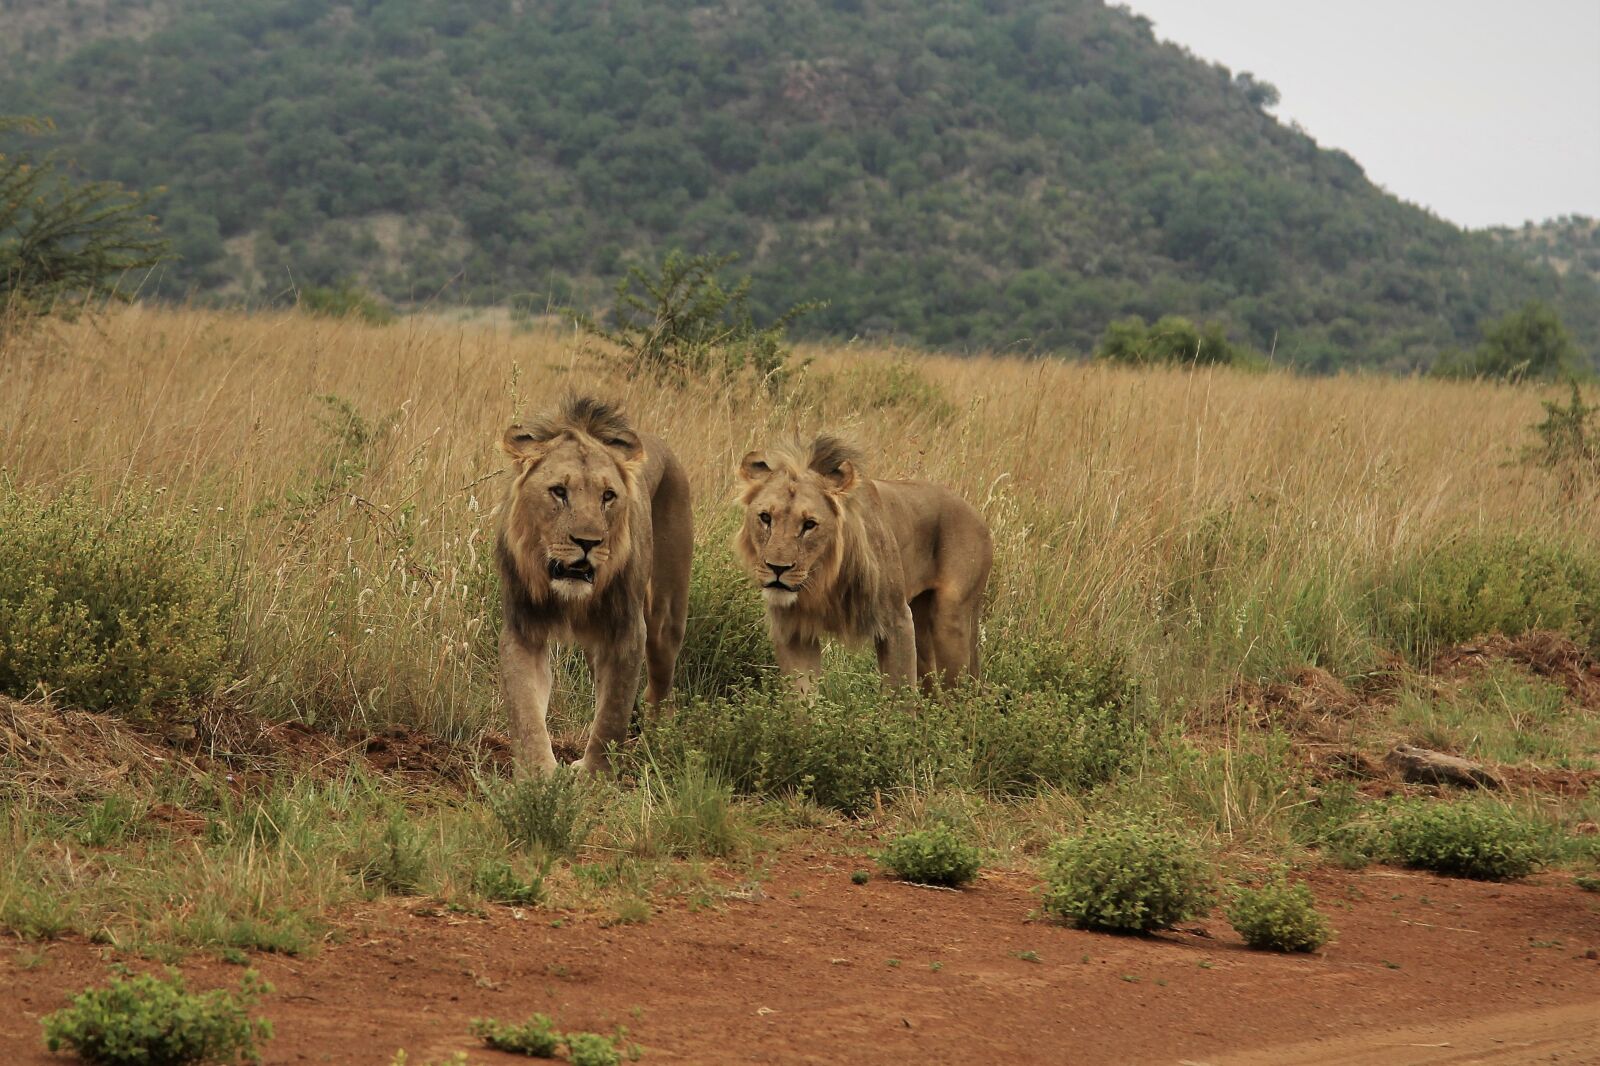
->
xmin=735 ymin=444 xmax=857 ymax=609
xmin=501 ymin=423 xmax=643 ymax=602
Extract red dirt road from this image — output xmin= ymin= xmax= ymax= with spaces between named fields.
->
xmin=4 ymin=856 xmax=1598 ymax=1065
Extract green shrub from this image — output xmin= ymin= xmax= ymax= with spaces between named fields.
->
xmin=1575 ymin=874 xmax=1600 ymax=892
xmin=1374 ymin=532 xmax=1600 ymax=658
xmin=471 ymin=1015 xmax=560 ymax=1057
xmin=565 ymin=1032 xmax=623 ymax=1066
xmin=471 ymin=858 xmax=547 ymax=906
xmin=642 ymin=643 xmax=1141 ymax=812
xmin=673 ymin=530 xmax=775 ymax=701
xmin=41 ymin=968 xmax=272 ymax=1066
xmin=356 ymin=812 xmax=427 ymax=895
xmin=1095 ymin=314 xmax=1263 ymax=369
xmin=1040 ymin=816 xmax=1213 ymax=933
xmin=637 ymin=758 xmax=744 ymax=858
xmin=484 ymin=773 xmax=597 ymax=857
xmin=879 ymin=825 xmax=981 ymax=887
xmin=571 ymin=249 xmax=817 ymax=394
xmin=1226 ymin=877 xmax=1331 ymax=952
xmin=1383 ymin=801 xmax=1544 ymax=881
xmin=0 ymin=479 xmax=230 ymax=715
xmin=296 ymin=280 xmax=394 ymax=324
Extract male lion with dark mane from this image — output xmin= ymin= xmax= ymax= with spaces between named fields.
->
xmin=496 ymin=396 xmax=692 ymax=774
xmin=735 ymin=436 xmax=992 ymax=692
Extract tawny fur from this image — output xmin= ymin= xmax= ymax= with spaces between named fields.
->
xmin=735 ymin=434 xmax=993 ymax=693
xmin=497 ymin=395 xmax=692 ymax=775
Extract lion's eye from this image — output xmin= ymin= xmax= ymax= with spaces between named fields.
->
xmin=758 ymin=512 xmax=771 ymax=526
xmin=602 ymin=489 xmax=617 ymax=503
xmin=550 ymin=485 xmax=567 ymax=501
xmin=801 ymin=518 xmax=818 ymax=532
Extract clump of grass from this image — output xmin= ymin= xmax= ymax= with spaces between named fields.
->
xmin=565 ymin=1031 xmax=625 ymax=1066
xmin=1226 ymin=876 xmax=1331 ymax=952
xmin=485 ymin=773 xmax=597 ymax=857
xmin=0 ymin=478 xmax=230 ymax=715
xmin=1574 ymin=873 xmax=1600 ymax=892
xmin=1383 ymin=800 xmax=1545 ymax=881
xmin=879 ymin=825 xmax=981 ymax=887
xmin=41 ymin=968 xmax=273 ymax=1066
xmin=1039 ymin=815 xmax=1213 ymax=934
xmin=357 ymin=811 xmax=427 ymax=895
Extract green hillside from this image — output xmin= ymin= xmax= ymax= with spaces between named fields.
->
xmin=3 ymin=0 xmax=1596 ymax=370
xmin=1491 ymin=216 xmax=1600 ymax=287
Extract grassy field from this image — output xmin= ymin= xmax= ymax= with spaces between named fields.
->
xmin=2 ymin=305 xmax=1599 ymax=969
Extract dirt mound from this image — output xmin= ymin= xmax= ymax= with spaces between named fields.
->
xmin=0 ymin=696 xmax=510 ymax=804
xmin=1435 ymin=630 xmax=1600 ymax=710
xmin=1217 ymin=666 xmax=1369 ymax=741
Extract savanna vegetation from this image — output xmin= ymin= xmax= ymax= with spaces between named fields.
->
xmin=2 ymin=0 xmax=1596 ymax=370
xmin=3 ymin=304 xmax=1599 ymax=997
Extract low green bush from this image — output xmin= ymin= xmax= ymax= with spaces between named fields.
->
xmin=565 ymin=1032 xmax=623 ymax=1066
xmin=1374 ymin=532 xmax=1600 ymax=658
xmin=484 ymin=773 xmax=597 ymax=857
xmin=41 ymin=968 xmax=272 ymax=1066
xmin=471 ymin=858 xmax=547 ymax=906
xmin=641 ymin=641 xmax=1141 ymax=812
xmin=1383 ymin=800 xmax=1545 ymax=881
xmin=879 ymin=825 xmax=981 ymax=887
xmin=1226 ymin=877 xmax=1331 ymax=952
xmin=0 ymin=479 xmax=230 ymax=715
xmin=1039 ymin=816 xmax=1213 ymax=933
xmin=471 ymin=1014 xmax=560 ymax=1057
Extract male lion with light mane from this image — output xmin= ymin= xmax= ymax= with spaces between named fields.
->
xmin=735 ymin=436 xmax=992 ymax=692
xmin=496 ymin=396 xmax=692 ymax=775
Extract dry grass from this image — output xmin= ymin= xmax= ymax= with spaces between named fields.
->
xmin=2 ymin=306 xmax=1597 ymax=737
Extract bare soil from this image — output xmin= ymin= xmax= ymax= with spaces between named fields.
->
xmin=4 ymin=855 xmax=1598 ymax=1066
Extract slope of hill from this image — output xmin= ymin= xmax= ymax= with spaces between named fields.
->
xmin=1490 ymin=216 xmax=1600 ymax=287
xmin=3 ymin=0 xmax=1596 ymax=369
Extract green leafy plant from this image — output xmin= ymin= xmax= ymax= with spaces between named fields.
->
xmin=1095 ymin=314 xmax=1263 ymax=369
xmin=1 ymin=116 xmax=167 ymax=323
xmin=1383 ymin=801 xmax=1545 ymax=881
xmin=1040 ymin=815 xmax=1213 ymax=933
xmin=357 ymin=812 xmax=427 ymax=895
xmin=41 ymin=968 xmax=272 ymax=1065
xmin=1226 ymin=877 xmax=1331 ymax=952
xmin=565 ymin=1032 xmax=624 ymax=1066
xmin=471 ymin=858 xmax=547 ymax=906
xmin=571 ymin=249 xmax=818 ymax=394
xmin=879 ymin=825 xmax=981 ymax=887
xmin=0 ymin=477 xmax=230 ymax=715
xmin=1574 ymin=874 xmax=1600 ymax=892
xmin=1524 ymin=379 xmax=1600 ymax=498
xmin=484 ymin=772 xmax=597 ymax=857
xmin=471 ymin=1014 xmax=560 ymax=1057
xmin=295 ymin=279 xmax=394 ymax=324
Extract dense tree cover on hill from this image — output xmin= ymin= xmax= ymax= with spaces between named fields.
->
xmin=2 ymin=0 xmax=1595 ymax=370
xmin=1490 ymin=216 xmax=1600 ymax=288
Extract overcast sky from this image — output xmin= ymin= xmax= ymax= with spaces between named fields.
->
xmin=1124 ymin=0 xmax=1600 ymax=230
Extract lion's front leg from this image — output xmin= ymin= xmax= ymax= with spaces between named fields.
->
xmin=874 ymin=604 xmax=918 ymax=692
xmin=575 ymin=620 xmax=645 ymax=774
xmin=500 ymin=630 xmax=558 ymax=777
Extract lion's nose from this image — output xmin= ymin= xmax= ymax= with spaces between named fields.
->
xmin=767 ymin=562 xmax=793 ymax=578
xmin=571 ymin=535 xmax=602 ymax=555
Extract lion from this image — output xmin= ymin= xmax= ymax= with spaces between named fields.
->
xmin=735 ymin=435 xmax=992 ymax=692
xmin=496 ymin=396 xmax=692 ymax=774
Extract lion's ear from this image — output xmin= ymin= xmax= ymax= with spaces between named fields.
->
xmin=500 ymin=424 xmax=549 ymax=464
xmin=600 ymin=430 xmax=646 ymax=466
xmin=739 ymin=450 xmax=773 ymax=483
xmin=821 ymin=458 xmax=858 ymax=496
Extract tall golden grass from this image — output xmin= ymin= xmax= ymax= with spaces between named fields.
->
xmin=3 ymin=306 xmax=1595 ymax=735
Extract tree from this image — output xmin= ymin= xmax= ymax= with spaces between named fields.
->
xmin=1 ymin=117 xmax=168 ymax=320
xmin=1472 ymin=300 xmax=1576 ymax=382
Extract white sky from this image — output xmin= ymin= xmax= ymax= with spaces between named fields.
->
xmin=1124 ymin=0 xmax=1600 ymax=229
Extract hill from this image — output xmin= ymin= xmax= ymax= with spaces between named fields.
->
xmin=1491 ymin=216 xmax=1600 ymax=287
xmin=3 ymin=0 xmax=1597 ymax=370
